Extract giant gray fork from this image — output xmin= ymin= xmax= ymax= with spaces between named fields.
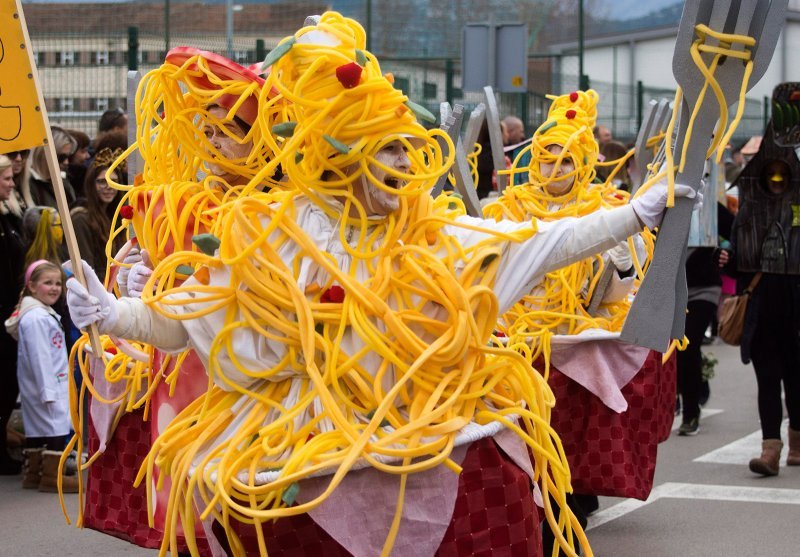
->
xmin=621 ymin=0 xmax=787 ymax=351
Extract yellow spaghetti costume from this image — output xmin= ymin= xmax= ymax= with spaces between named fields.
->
xmin=484 ymin=90 xmax=654 ymax=367
xmin=63 ymin=13 xmax=660 ymax=557
xmin=62 ymin=48 xmax=280 ymax=553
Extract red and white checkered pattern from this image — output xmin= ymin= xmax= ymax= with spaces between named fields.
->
xmin=213 ymin=437 xmax=542 ymax=557
xmin=546 ymin=350 xmax=676 ymax=500
xmin=83 ymin=408 xmax=212 ymax=555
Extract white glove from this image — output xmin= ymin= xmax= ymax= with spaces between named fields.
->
xmin=63 ymin=260 xmax=119 ymax=333
xmin=608 ymin=241 xmax=632 ymax=272
xmin=116 ymin=247 xmax=141 ymax=296
xmin=631 ymin=180 xmax=700 ymax=229
xmin=127 ymin=249 xmax=154 ymax=298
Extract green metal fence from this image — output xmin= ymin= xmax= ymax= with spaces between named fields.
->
xmin=24 ymin=1 xmax=770 ymax=146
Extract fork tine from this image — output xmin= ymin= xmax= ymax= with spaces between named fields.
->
xmin=707 ymin=0 xmax=733 ymax=31
xmin=749 ymin=1 xmax=789 ymax=82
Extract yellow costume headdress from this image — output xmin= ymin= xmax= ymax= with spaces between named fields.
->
xmin=485 ymin=90 xmax=628 ymax=221
xmin=251 ymin=11 xmax=453 ymax=220
xmin=528 ymin=89 xmax=600 ymax=195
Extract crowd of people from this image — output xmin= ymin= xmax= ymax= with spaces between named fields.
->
xmin=0 ymin=111 xmax=130 ymax=488
xmin=0 ymin=9 xmax=798 ymax=557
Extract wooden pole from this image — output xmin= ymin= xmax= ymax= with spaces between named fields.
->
xmin=14 ymin=0 xmax=105 ymax=358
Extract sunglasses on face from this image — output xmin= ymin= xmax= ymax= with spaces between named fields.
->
xmin=6 ymin=150 xmax=30 ymax=159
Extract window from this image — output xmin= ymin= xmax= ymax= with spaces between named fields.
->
xmin=57 ymin=98 xmax=74 ymax=112
xmin=394 ymin=76 xmax=410 ymax=94
xmin=92 ymin=50 xmax=110 ymax=65
xmin=423 ymin=82 xmax=437 ymax=99
xmin=56 ymin=51 xmax=75 ymax=66
xmin=94 ymin=98 xmax=109 ymax=112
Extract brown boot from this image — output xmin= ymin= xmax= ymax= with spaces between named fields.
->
xmin=749 ymin=439 xmax=783 ymax=476
xmin=21 ymin=448 xmax=43 ymax=489
xmin=788 ymin=428 xmax=800 ymax=466
xmin=38 ymin=450 xmax=79 ymax=493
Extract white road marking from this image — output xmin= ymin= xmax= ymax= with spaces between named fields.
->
xmin=695 ymin=420 xmax=789 ymax=464
xmin=587 ymin=481 xmax=800 ymax=530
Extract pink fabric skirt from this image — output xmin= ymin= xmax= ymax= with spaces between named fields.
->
xmin=212 ymin=437 xmax=542 ymax=557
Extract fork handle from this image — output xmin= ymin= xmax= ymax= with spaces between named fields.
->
xmin=620 ymin=197 xmax=694 ymax=351
xmin=621 ymin=102 xmax=716 ymax=350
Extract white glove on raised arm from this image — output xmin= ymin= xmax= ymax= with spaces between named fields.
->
xmin=608 ymin=241 xmax=632 ymax=272
xmin=127 ymin=249 xmax=154 ymax=298
xmin=64 ymin=260 xmax=119 ymax=333
xmin=116 ymin=247 xmax=140 ymax=296
xmin=630 ymin=180 xmax=700 ymax=229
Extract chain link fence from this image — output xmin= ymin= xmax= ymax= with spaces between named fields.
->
xmin=23 ymin=0 xmax=769 ymax=145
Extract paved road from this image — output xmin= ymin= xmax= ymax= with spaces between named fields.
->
xmin=1 ymin=340 xmax=797 ymax=555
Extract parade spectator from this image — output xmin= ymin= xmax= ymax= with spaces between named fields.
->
xmin=594 ymin=124 xmax=613 ymax=144
xmin=503 ymin=115 xmax=532 ymax=186
xmin=502 ymin=115 xmax=526 ymax=146
xmin=5 ymin=149 xmax=29 ymax=219
xmin=70 ymin=148 xmax=125 ymax=283
xmin=65 ymin=129 xmax=91 ymax=199
xmin=475 ymin=120 xmax=499 ymax=199
xmin=719 ymin=157 xmax=800 ymax=475
xmin=97 ymin=107 xmax=128 ymax=135
xmin=597 ymin=140 xmax=632 ymax=190
xmin=4 ymin=260 xmax=78 ymax=492
xmin=0 ymin=155 xmax=26 ymax=475
xmin=91 ymin=130 xmax=129 ymax=183
xmin=22 ymin=206 xmax=63 ymax=268
xmin=21 ymin=126 xmax=77 ymax=209
xmin=725 ymin=143 xmax=746 ymax=183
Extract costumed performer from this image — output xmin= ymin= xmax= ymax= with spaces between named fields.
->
xmin=484 ymin=89 xmax=650 ymax=367
xmin=72 ymin=47 xmax=274 ymax=554
xmin=65 ymin=12 xmax=695 ymax=557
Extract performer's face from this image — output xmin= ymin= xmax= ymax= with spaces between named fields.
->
xmin=540 ymin=145 xmax=575 ymax=196
xmin=203 ymin=106 xmax=253 ymax=186
xmin=356 ymin=140 xmax=411 ymax=216
xmin=0 ymin=167 xmax=14 ymax=201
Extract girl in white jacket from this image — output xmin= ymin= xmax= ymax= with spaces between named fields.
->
xmin=5 ymin=259 xmax=76 ymax=492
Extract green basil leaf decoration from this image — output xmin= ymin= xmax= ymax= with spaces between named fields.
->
xmin=192 ymin=233 xmax=221 ymax=256
xmin=355 ymin=49 xmax=367 ymax=66
xmin=261 ymin=37 xmax=296 ymax=70
xmin=281 ymin=482 xmax=300 ymax=506
xmin=176 ymin=264 xmax=195 ymax=276
xmin=271 ymin=121 xmax=297 ymax=137
xmin=295 ymin=151 xmax=305 ymax=164
xmin=323 ymin=135 xmax=351 ymax=154
xmin=405 ymin=100 xmax=436 ymax=124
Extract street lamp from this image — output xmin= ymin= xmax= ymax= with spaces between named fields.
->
xmin=226 ymin=0 xmax=244 ymax=59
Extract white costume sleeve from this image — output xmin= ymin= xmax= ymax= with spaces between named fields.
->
xmin=109 ymin=205 xmax=321 ymax=392
xmin=111 ymin=297 xmax=190 ymax=352
xmin=601 ymin=234 xmax=647 ymax=304
xmin=449 ymin=205 xmax=642 ymax=314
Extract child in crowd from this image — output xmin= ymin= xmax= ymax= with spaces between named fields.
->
xmin=4 ymin=260 xmax=77 ymax=492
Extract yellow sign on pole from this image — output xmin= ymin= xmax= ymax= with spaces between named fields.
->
xmin=0 ymin=0 xmax=47 ymax=154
